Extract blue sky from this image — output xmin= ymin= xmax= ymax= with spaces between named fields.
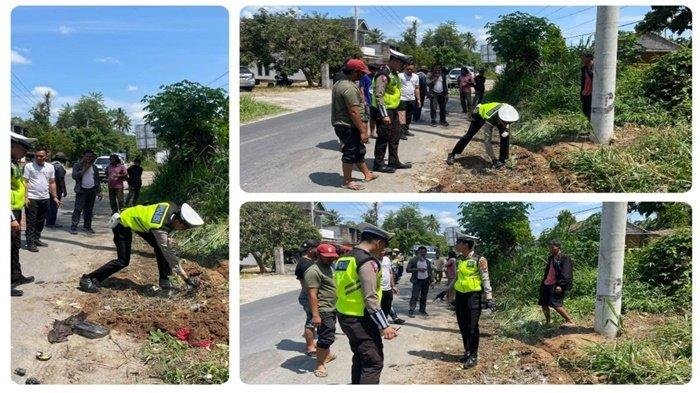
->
xmin=322 ymin=202 xmax=643 ymax=237
xmin=11 ymin=6 xmax=228 ymax=129
xmin=240 ymin=5 xmax=658 ymax=48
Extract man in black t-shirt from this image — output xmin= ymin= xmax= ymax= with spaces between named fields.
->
xmin=296 ymin=239 xmax=320 ymax=357
xmin=126 ymin=158 xmax=143 ymax=206
xmin=472 ymin=70 xmax=487 ymax=107
xmin=46 ymin=152 xmax=68 ymax=227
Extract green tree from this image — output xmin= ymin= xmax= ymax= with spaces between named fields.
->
xmin=486 ymin=12 xmax=565 ymax=75
xmin=458 ymin=202 xmax=533 ymax=261
xmin=322 ymin=209 xmax=343 ymax=226
xmin=400 ymin=19 xmax=419 ymax=50
xmin=618 ymin=31 xmax=644 ymax=65
xmin=240 ymin=203 xmax=320 ymax=272
xmin=69 ymin=93 xmax=113 ymax=134
xmin=636 ymin=6 xmax=691 ymax=36
xmin=110 ymin=107 xmax=132 ymax=133
xmin=240 ymin=9 xmax=361 ymax=86
xmin=35 ymin=129 xmax=76 ymax=159
xmin=361 ymin=203 xmax=379 ymax=226
xmin=628 ymin=202 xmax=691 ymax=230
xmin=366 ymin=27 xmax=385 ymax=44
xmin=66 ymin=126 xmax=106 ymax=161
xmin=461 ymin=31 xmax=477 ymax=52
xmin=28 ymin=91 xmax=52 ymax=130
xmin=382 ymin=203 xmax=427 ymax=233
xmin=142 ymin=80 xmax=228 ymax=165
xmin=424 ymin=214 xmax=440 ymax=233
xmin=422 ymin=21 xmax=465 ymax=50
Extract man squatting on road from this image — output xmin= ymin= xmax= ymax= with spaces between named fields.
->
xmin=335 ymin=224 xmax=399 ymax=384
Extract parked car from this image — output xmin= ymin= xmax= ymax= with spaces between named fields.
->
xmin=447 ymin=66 xmax=475 ymax=88
xmin=94 ymin=155 xmax=110 ymax=182
xmin=240 ymin=66 xmax=255 ymax=91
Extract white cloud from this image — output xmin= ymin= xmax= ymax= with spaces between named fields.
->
xmin=403 ymin=16 xmax=422 ymax=26
xmin=95 ymin=57 xmax=121 ymax=64
xmin=13 ymin=46 xmax=30 ymax=53
xmin=241 ymin=10 xmax=254 ymax=19
xmin=475 ymin=15 xmax=483 ymax=20
xmin=127 ymin=85 xmax=138 ymax=92
xmin=31 ymin=86 xmax=58 ymax=98
xmin=11 ymin=50 xmax=31 ymax=64
xmin=437 ymin=211 xmax=459 ymax=230
xmin=58 ymin=25 xmax=75 ymax=35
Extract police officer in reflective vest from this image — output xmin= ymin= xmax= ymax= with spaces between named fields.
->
xmin=453 ymin=232 xmax=495 ymax=369
xmin=372 ymin=49 xmax=413 ymax=173
xmin=79 ymin=202 xmax=204 ymax=294
xmin=447 ymin=102 xmax=520 ymax=169
xmin=335 ymin=223 xmax=399 ymax=384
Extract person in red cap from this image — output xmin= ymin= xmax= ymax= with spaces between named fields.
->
xmin=331 ymin=59 xmax=378 ymax=190
xmin=304 ymin=243 xmax=340 ymax=377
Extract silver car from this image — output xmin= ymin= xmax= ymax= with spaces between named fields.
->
xmin=240 ymin=66 xmax=255 ymax=91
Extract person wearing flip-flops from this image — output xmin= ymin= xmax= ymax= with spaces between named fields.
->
xmin=539 ymin=240 xmax=576 ymax=329
xmin=446 ymin=102 xmax=520 ymax=170
xmin=78 ymin=202 xmax=204 ymax=295
xmin=331 ymin=59 xmax=378 ymax=191
xmin=304 ymin=244 xmax=341 ymax=378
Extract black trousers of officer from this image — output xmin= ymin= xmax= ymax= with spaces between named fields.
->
xmin=451 ymin=114 xmax=510 ymax=162
xmin=338 ymin=314 xmax=384 ymax=384
xmin=11 ymin=209 xmax=24 ymax=283
xmin=455 ymin=291 xmax=482 ymax=357
xmin=374 ymin=108 xmax=401 ymax=167
xmin=86 ymin=223 xmax=173 ymax=282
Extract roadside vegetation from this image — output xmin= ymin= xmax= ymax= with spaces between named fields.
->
xmin=461 ymin=202 xmax=691 ymax=384
xmin=240 ymin=95 xmax=287 ymax=123
xmin=486 ymin=9 xmax=691 ymax=192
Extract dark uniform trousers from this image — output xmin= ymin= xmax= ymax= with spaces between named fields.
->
xmin=86 ymin=223 xmax=173 ymax=282
xmin=451 ymin=113 xmax=510 ymax=162
xmin=374 ymin=108 xmax=401 ymax=167
xmin=11 ymin=209 xmax=23 ymax=283
xmin=338 ymin=314 xmax=384 ymax=384
xmin=455 ymin=290 xmax=482 ymax=356
xmin=25 ymin=198 xmax=50 ymax=246
xmin=72 ymin=189 xmax=97 ymax=229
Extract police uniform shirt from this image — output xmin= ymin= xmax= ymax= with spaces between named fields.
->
xmin=348 ymin=247 xmax=383 ymax=314
xmin=462 ymin=250 xmax=494 ymax=300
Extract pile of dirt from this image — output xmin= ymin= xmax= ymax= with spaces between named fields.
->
xmin=78 ymin=246 xmax=229 ymax=344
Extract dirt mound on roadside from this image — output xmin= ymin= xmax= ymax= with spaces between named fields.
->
xmin=79 ymin=251 xmax=229 ymax=343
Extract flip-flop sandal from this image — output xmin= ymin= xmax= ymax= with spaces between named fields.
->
xmin=341 ymin=182 xmax=365 ymax=190
xmin=306 ymin=351 xmax=317 ymax=357
xmin=559 ymin=322 xmax=576 ymax=329
xmin=314 ymin=369 xmax=328 ymax=378
xmin=363 ymin=174 xmax=379 ymax=183
xmin=325 ymin=353 xmax=337 ymax=363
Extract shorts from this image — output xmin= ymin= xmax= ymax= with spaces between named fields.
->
xmin=298 ymin=294 xmax=314 ymax=329
xmin=539 ymin=284 xmax=565 ymax=308
xmin=334 ymin=125 xmax=366 ymax=164
xmin=370 ymin=106 xmax=379 ymax=120
xmin=316 ymin=311 xmax=337 ymax=349
xmin=398 ymin=100 xmax=414 ymax=111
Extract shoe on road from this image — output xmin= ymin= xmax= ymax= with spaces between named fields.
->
xmin=36 ymin=240 xmax=48 ymax=247
xmin=393 ymin=318 xmax=406 ymax=325
xmin=405 ymin=131 xmax=415 ymax=136
xmin=458 ymin=352 xmax=471 ymax=363
xmin=390 ymin=162 xmax=412 ymax=170
xmin=11 ymin=288 xmax=23 ymax=297
xmin=430 ymin=121 xmax=437 ymax=127
xmin=70 ymin=227 xmax=78 ymax=235
xmin=79 ymin=275 xmax=100 ymax=293
xmin=408 ymin=310 xmax=415 ymax=318
xmin=26 ymin=245 xmax=39 ymax=253
xmin=373 ymin=165 xmax=396 ymax=173
xmin=400 ymin=135 xmax=408 ymax=140
xmin=440 ymin=121 xmax=450 ymax=126
xmin=12 ymin=275 xmax=35 ymax=286
xmin=83 ymin=227 xmax=95 ymax=234
xmin=446 ymin=154 xmax=455 ymax=165
xmin=418 ymin=310 xmax=429 ymax=317
xmin=463 ymin=355 xmax=478 ymax=369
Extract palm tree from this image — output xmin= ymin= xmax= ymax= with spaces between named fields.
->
xmin=462 ymin=31 xmax=477 ymax=52
xmin=366 ymin=28 xmax=386 ymax=44
xmin=424 ymin=214 xmax=440 ymax=233
xmin=322 ymin=209 xmax=343 ymax=226
xmin=111 ymin=107 xmax=132 ymax=133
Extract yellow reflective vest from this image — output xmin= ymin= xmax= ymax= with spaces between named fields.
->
xmin=372 ymin=73 xmax=402 ymax=110
xmin=119 ymin=203 xmax=173 ymax=233
xmin=477 ymin=102 xmax=503 ymax=120
xmin=10 ymin=162 xmax=26 ymax=211
xmin=454 ymin=255 xmax=482 ymax=293
xmin=334 ymin=255 xmax=382 ymax=316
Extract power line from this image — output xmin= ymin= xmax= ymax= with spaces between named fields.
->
xmin=11 ymin=86 xmax=35 ymax=109
xmin=535 ymin=6 xmax=550 ymax=16
xmin=207 ymin=70 xmax=229 ymax=86
xmin=10 ymin=80 xmax=36 ymax=107
xmin=372 ymin=6 xmax=404 ymax=37
xmin=11 ymin=71 xmax=35 ymax=99
xmin=551 ymin=7 xmax=595 ymax=22
xmin=384 ymin=6 xmax=405 ymax=27
xmin=563 ymin=18 xmax=597 ymax=33
xmin=530 ymin=206 xmax=602 ymax=223
xmin=563 ymin=19 xmax=643 ymax=39
xmin=543 ymin=6 xmax=566 ymax=18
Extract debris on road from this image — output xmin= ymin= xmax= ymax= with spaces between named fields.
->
xmin=35 ymin=351 xmax=51 ymax=361
xmin=14 ymin=368 xmax=26 ymax=376
xmin=25 ymin=377 xmax=41 ymax=384
xmin=47 ymin=311 xmax=109 ymax=343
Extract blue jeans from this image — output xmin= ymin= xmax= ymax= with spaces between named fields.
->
xmin=46 ymin=194 xmax=63 ymax=225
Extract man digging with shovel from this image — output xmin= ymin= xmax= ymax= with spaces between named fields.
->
xmin=78 ymin=202 xmax=204 ymax=295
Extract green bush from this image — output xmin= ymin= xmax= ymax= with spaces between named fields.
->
xmin=643 ymin=48 xmax=692 ymax=118
xmin=615 ymin=66 xmax=676 ymax=126
xmin=632 ymin=228 xmax=691 ymax=298
xmin=240 ymin=96 xmax=286 ymax=123
xmin=514 ymin=113 xmax=591 ymax=150
xmin=562 ymin=125 xmax=691 ymax=192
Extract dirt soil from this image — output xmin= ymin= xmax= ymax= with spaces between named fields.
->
xmin=421 ymin=124 xmax=652 ymax=193
xmin=80 ymin=246 xmax=230 ymax=344
xmin=411 ymin=308 xmax=671 ymax=384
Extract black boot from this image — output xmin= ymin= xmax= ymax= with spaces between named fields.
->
xmin=373 ymin=164 xmax=396 ymax=173
xmin=79 ymin=275 xmax=100 ymax=293
xmin=11 ymin=287 xmax=23 ymax=297
xmin=446 ymin=154 xmax=455 ymax=165
xmin=458 ymin=352 xmax=471 ymax=363
xmin=463 ymin=355 xmax=478 ymax=369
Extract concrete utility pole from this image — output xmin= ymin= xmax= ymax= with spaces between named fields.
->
xmin=354 ymin=6 xmax=359 ymax=45
xmin=591 ymin=6 xmax=619 ymax=145
xmin=310 ymin=202 xmax=316 ymax=227
xmin=594 ymin=202 xmax=626 ymax=338
xmin=274 ymin=246 xmax=285 ymax=275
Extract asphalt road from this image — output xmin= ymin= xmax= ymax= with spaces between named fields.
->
xmin=239 ymin=103 xmax=465 ymax=193
xmin=239 ymin=278 xmax=460 ymax=384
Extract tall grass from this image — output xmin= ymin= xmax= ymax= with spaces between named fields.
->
xmin=240 ymin=96 xmax=286 ymax=123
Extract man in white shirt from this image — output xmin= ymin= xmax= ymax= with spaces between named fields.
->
xmin=406 ymin=246 xmax=433 ymax=317
xmin=380 ymin=248 xmax=406 ymax=325
xmin=398 ymin=64 xmax=421 ymax=140
xmin=23 ymin=148 xmax=61 ymax=252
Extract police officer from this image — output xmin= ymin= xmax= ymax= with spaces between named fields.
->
xmin=335 ymin=223 xmax=399 ymax=384
xmin=10 ymin=132 xmax=37 ymax=296
xmin=78 ymin=202 xmax=204 ymax=294
xmin=453 ymin=232 xmax=495 ymax=369
xmin=446 ymin=102 xmax=520 ymax=169
xmin=372 ymin=49 xmax=413 ymax=173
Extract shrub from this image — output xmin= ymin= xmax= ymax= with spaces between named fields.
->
xmin=643 ymin=48 xmax=691 ymax=118
xmin=514 ymin=113 xmax=591 ymax=150
xmin=632 ymin=228 xmax=691 ymax=298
